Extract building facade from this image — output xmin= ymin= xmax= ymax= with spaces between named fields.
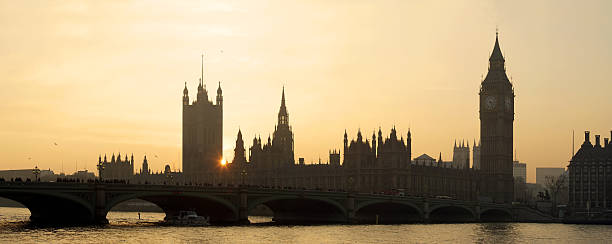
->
xmin=210 ymin=35 xmax=512 ymax=202
xmin=513 ymin=161 xmax=527 ymax=182
xmin=217 ymin=89 xmax=478 ymax=200
xmin=99 ymin=153 xmax=134 ymax=180
xmin=182 ymin=60 xmax=223 ymax=182
xmin=536 ymin=167 xmax=566 ymax=186
xmin=568 ymin=131 xmax=612 ymax=211
xmin=452 ymin=140 xmax=470 ymax=169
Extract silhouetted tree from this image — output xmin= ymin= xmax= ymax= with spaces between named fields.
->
xmin=544 ymin=174 xmax=568 ymax=215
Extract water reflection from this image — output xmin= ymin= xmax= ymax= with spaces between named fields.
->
xmin=1 ymin=208 xmax=612 ymax=243
xmin=474 ymin=223 xmax=517 ymax=243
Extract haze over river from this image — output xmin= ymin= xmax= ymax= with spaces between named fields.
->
xmin=0 ymin=207 xmax=611 ymax=243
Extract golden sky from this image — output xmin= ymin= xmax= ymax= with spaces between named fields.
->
xmin=1 ymin=0 xmax=611 ymax=183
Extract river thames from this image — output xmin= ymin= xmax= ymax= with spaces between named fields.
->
xmin=0 ymin=207 xmax=610 ymax=243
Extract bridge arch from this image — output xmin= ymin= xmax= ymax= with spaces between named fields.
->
xmin=355 ymin=200 xmax=424 ymax=224
xmin=248 ymin=195 xmax=347 ymax=224
xmin=105 ymin=192 xmax=238 ymax=224
xmin=479 ymin=208 xmax=513 ymax=222
xmin=0 ymin=190 xmax=95 ymax=224
xmin=429 ymin=204 xmax=476 ymax=223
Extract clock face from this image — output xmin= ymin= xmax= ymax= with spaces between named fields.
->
xmin=505 ymin=97 xmax=513 ymax=111
xmin=485 ymin=96 xmax=497 ymax=110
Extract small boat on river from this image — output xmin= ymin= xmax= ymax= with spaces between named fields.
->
xmin=162 ymin=211 xmax=210 ymax=226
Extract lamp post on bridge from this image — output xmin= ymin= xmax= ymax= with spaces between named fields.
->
xmin=346 ymin=176 xmax=356 ymax=224
xmin=240 ymin=169 xmax=247 ymax=187
xmin=166 ymin=172 xmax=174 ymax=185
xmin=238 ymin=168 xmax=249 ymax=224
xmin=97 ymin=162 xmax=104 ymax=182
xmin=32 ymin=166 xmax=40 ymax=182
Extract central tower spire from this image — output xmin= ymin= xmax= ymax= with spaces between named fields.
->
xmin=278 ymin=86 xmax=288 ymax=126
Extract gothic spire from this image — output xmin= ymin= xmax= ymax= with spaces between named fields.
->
xmin=281 ymin=86 xmax=286 ymax=109
xmin=216 ymin=81 xmax=223 ymax=106
xmin=483 ymin=31 xmax=511 ymax=87
xmin=489 ymin=31 xmax=505 ymax=62
xmin=278 ymin=86 xmax=289 ymax=126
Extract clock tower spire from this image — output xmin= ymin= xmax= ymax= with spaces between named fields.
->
xmin=479 ymin=32 xmax=515 ymax=203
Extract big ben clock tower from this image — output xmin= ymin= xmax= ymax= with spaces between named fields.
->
xmin=479 ymin=32 xmax=514 ymax=203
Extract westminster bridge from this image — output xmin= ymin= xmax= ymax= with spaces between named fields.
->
xmin=0 ymin=182 xmax=542 ymax=225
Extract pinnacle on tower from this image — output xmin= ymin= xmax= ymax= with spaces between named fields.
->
xmin=489 ymin=31 xmax=505 ymax=62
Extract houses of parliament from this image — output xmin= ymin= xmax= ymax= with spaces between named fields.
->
xmin=100 ymin=34 xmax=515 ymax=203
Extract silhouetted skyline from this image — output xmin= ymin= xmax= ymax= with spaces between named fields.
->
xmin=1 ymin=1 xmax=612 ymax=183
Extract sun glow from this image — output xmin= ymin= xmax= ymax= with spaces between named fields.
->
xmin=220 ymin=158 xmax=227 ymax=166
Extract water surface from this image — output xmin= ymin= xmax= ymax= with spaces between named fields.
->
xmin=0 ymin=207 xmax=610 ymax=243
